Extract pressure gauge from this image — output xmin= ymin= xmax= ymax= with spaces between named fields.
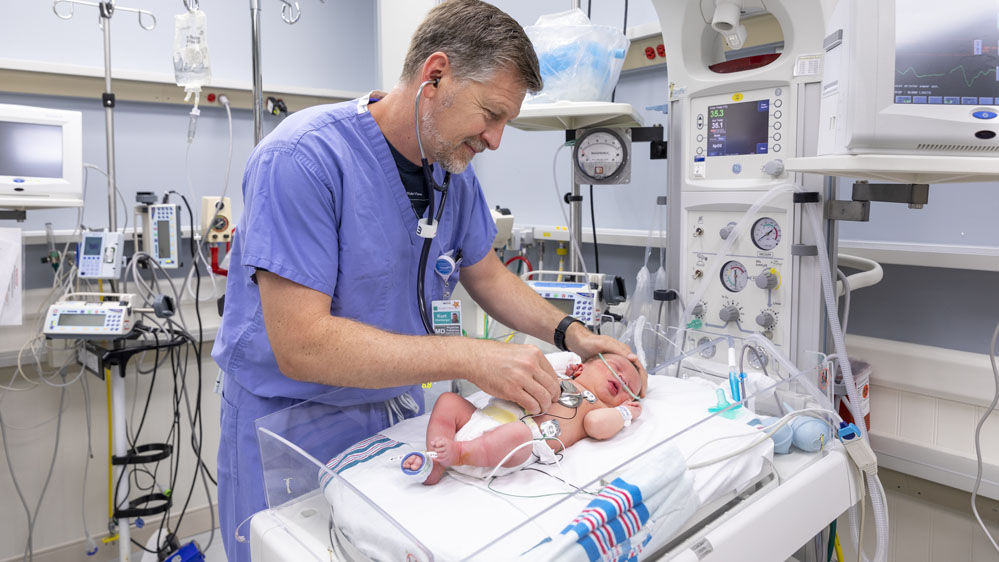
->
xmin=572 ymin=128 xmax=631 ymax=185
xmin=752 ymin=217 xmax=781 ymax=250
xmin=720 ymin=260 xmax=748 ymax=292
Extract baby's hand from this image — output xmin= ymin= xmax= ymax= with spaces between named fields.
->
xmin=623 ymin=401 xmax=642 ymax=420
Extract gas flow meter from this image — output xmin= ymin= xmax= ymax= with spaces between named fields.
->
xmin=572 ymin=127 xmax=631 ymax=185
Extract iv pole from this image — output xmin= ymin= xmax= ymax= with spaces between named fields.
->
xmin=568 ymin=0 xmax=583 ymax=273
xmin=53 ymin=0 xmax=155 ymax=232
xmin=52 ymin=4 xmax=155 ymax=561
xmin=249 ymin=0 xmax=324 ymax=144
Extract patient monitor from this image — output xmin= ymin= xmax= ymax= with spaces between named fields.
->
xmin=653 ymin=0 xmax=829 ymax=375
xmin=819 ymin=0 xmax=999 ymax=155
xmin=0 ymin=104 xmax=83 ymax=209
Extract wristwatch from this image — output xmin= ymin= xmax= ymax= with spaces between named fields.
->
xmin=554 ymin=316 xmax=583 ymax=352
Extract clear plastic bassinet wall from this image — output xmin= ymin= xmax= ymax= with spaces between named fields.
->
xmin=252 ymin=338 xmax=837 ymax=562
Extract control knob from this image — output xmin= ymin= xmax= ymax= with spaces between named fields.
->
xmin=719 ymin=305 xmax=740 ymax=323
xmin=719 ymin=222 xmax=736 ymax=240
xmin=690 ymin=302 xmax=705 ymax=317
xmin=756 ymin=271 xmax=779 ymax=290
xmin=762 ymin=159 xmax=785 ymax=178
xmin=756 ymin=312 xmax=776 ymax=329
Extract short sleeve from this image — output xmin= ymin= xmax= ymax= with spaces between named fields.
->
xmin=239 ymin=146 xmax=340 ymax=297
xmin=459 ymin=174 xmax=499 ymax=267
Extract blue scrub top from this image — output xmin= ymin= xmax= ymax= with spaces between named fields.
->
xmin=211 ymin=93 xmax=498 ymax=405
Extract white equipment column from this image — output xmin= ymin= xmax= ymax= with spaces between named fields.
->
xmin=652 ymin=0 xmax=830 ymax=376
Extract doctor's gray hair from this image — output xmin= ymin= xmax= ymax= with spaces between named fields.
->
xmin=401 ymin=0 xmax=543 ymax=94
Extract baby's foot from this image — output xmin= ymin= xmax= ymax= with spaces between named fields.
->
xmin=421 ymin=437 xmax=461 ymax=485
xmin=429 ymin=436 xmax=461 ymax=467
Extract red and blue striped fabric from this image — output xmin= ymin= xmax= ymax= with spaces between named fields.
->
xmin=319 ymin=434 xmax=404 ymax=488
xmin=560 ymin=477 xmax=652 ymax=562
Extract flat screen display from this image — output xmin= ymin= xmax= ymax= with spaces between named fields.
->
xmin=706 ymin=100 xmax=770 ymax=157
xmin=157 ymin=220 xmax=171 ymax=258
xmin=546 ymin=297 xmax=576 ymax=316
xmin=58 ymin=313 xmax=106 ymax=327
xmin=894 ymin=0 xmax=999 ymax=105
xmin=83 ymin=236 xmax=102 ymax=256
xmin=0 ymin=121 xmax=63 ymax=178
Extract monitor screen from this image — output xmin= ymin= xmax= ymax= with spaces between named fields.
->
xmin=58 ymin=313 xmax=106 ymax=327
xmin=0 ymin=121 xmax=63 ymax=178
xmin=83 ymin=236 xmax=102 ymax=256
xmin=546 ymin=297 xmax=576 ymax=316
xmin=894 ymin=0 xmax=999 ymax=105
xmin=706 ymin=100 xmax=770 ymax=157
xmin=157 ymin=220 xmax=171 ymax=258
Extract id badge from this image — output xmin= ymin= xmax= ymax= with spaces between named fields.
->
xmin=431 ymin=300 xmax=462 ymax=336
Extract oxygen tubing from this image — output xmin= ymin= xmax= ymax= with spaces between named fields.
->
xmin=804 ymin=203 xmax=889 ymax=562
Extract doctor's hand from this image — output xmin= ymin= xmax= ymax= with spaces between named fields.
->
xmin=565 ymin=323 xmax=636 ymax=364
xmin=467 ymin=340 xmax=560 ymax=415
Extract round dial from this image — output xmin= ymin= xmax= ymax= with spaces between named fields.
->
xmin=746 ymin=345 xmax=769 ymax=369
xmin=573 ymin=128 xmax=628 ymax=182
xmin=697 ymin=337 xmax=717 ymax=359
xmin=752 ymin=217 xmax=782 ymax=250
xmin=720 ymin=260 xmax=748 ymax=292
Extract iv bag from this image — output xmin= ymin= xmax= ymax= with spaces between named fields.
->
xmin=618 ymin=204 xmax=668 ymax=369
xmin=173 ymin=9 xmax=211 ymax=92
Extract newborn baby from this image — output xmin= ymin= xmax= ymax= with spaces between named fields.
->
xmin=403 ymin=352 xmax=647 ymax=485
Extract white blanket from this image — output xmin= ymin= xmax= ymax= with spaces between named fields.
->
xmin=322 ymin=376 xmax=773 ymax=561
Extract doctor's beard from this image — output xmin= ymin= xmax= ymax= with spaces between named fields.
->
xmin=421 ymin=93 xmax=487 ymax=174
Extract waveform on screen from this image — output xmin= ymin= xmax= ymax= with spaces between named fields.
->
xmin=896 ymin=64 xmax=998 ymax=87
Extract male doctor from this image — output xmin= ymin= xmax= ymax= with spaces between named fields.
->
xmin=212 ymin=1 xmax=636 ymax=560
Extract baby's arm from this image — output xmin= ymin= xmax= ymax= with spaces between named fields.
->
xmin=583 ymin=401 xmax=642 ymax=440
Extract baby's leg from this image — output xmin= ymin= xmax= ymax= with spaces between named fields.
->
xmin=418 ymin=392 xmax=476 ymax=484
xmin=451 ymin=421 xmax=535 ymax=471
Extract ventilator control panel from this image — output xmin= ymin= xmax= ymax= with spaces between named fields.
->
xmin=689 ymin=88 xmax=792 ymax=184
xmin=682 ymin=205 xmax=790 ymax=356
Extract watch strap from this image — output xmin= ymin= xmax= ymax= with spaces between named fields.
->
xmin=554 ymin=316 xmax=583 ymax=352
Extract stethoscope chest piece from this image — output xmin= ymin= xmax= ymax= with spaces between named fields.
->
xmin=557 ymin=380 xmax=596 ymax=408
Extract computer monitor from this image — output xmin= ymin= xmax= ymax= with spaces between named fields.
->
xmin=0 ymin=104 xmax=83 ymax=209
xmin=818 ymin=0 xmax=999 ymax=156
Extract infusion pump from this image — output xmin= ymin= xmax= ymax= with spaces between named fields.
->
xmin=523 ymin=271 xmax=626 ymax=327
xmin=43 ymin=293 xmax=135 ymax=339
xmin=140 ymin=203 xmax=182 ymax=269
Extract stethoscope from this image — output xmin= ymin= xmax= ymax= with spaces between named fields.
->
xmin=413 ymin=77 xmax=453 ymax=334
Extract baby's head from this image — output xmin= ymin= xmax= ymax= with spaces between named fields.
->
xmin=566 ymin=352 xmax=647 ymax=406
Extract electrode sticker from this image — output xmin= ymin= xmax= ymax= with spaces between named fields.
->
xmin=431 ymin=300 xmax=461 ymax=336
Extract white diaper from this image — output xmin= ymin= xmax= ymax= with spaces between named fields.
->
xmin=450 ymin=398 xmax=559 ymax=478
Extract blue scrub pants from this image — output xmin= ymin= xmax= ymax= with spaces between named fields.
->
xmin=218 ymin=376 xmax=420 ymax=562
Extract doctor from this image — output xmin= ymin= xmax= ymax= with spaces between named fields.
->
xmin=212 ymin=1 xmax=636 ymax=560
